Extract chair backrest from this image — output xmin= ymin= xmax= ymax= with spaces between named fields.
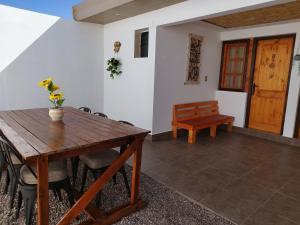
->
xmin=0 ymin=132 xmax=6 ymax=169
xmin=94 ymin=112 xmax=108 ymax=118
xmin=0 ymin=137 xmax=21 ymax=182
xmin=0 ymin=137 xmax=36 ymax=185
xmin=78 ymin=107 xmax=92 ymax=113
xmin=119 ymin=120 xmax=134 ymax=126
xmin=173 ymin=101 xmax=219 ymax=123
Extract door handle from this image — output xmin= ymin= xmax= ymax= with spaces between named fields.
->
xmin=252 ymin=83 xmax=259 ymax=95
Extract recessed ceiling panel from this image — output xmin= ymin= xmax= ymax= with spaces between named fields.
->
xmin=204 ymin=1 xmax=300 ymax=28
xmin=73 ymin=0 xmax=186 ymax=24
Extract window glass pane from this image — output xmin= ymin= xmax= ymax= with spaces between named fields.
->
xmin=220 ymin=40 xmax=248 ymax=91
xmin=141 ymin=32 xmax=149 ymax=57
xmin=237 ymin=46 xmax=245 ymax=59
xmin=229 ymin=47 xmax=236 ymax=59
xmin=235 ymin=75 xmax=243 ymax=89
xmin=226 ymin=61 xmax=234 ymax=74
xmin=236 ymin=61 xmax=244 ymax=74
xmin=225 ymin=75 xmax=234 ymax=89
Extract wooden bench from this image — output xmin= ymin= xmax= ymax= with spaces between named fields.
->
xmin=172 ymin=101 xmax=234 ymax=144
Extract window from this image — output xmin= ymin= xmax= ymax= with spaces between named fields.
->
xmin=134 ymin=28 xmax=149 ymax=58
xmin=219 ymin=40 xmax=249 ymax=91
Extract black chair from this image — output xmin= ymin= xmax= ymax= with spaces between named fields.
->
xmin=71 ymin=111 xmax=109 ymax=187
xmin=0 ymin=137 xmax=75 ymax=225
xmin=70 ymin=107 xmax=93 ymax=185
xmin=94 ymin=112 xmax=108 ymax=118
xmin=78 ymin=107 xmax=92 ymax=113
xmin=0 ymin=132 xmax=23 ymax=208
xmin=0 ymin=142 xmax=10 ymax=194
xmin=79 ymin=120 xmax=133 ymax=208
xmin=118 ymin=120 xmax=134 ymax=126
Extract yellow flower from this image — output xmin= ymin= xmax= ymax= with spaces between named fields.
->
xmin=49 ymin=93 xmax=63 ymax=100
xmin=52 ymin=85 xmax=60 ymax=91
xmin=38 ymin=77 xmax=52 ymax=88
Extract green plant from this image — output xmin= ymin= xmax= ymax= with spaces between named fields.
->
xmin=107 ymin=57 xmax=122 ymax=79
xmin=38 ymin=77 xmax=65 ymax=109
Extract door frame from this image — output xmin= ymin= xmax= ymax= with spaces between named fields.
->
xmin=245 ymin=33 xmax=296 ymax=135
xmin=293 ymin=91 xmax=300 ymax=138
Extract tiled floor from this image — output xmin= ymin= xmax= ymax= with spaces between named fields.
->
xmin=137 ymin=131 xmax=300 ymax=225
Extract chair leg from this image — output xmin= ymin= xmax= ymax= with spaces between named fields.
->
xmin=62 ymin=177 xmax=75 ymax=207
xmin=113 ymin=175 xmax=117 ymax=185
xmin=52 ymin=189 xmax=58 ymax=199
xmin=15 ymin=190 xmax=23 ymax=219
xmin=95 ymin=192 xmax=102 ymax=208
xmin=21 ymin=186 xmax=36 ymax=225
xmin=56 ymin=188 xmax=63 ymax=202
xmin=71 ymin=156 xmax=79 ymax=187
xmin=10 ymin=177 xmax=18 ymax=209
xmin=80 ymin=165 xmax=88 ymax=194
xmin=92 ymin=170 xmax=103 ymax=208
xmin=3 ymin=171 xmax=10 ymax=194
xmin=120 ymin=166 xmax=131 ymax=198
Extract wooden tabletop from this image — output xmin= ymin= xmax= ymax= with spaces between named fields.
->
xmin=0 ymin=107 xmax=149 ymax=161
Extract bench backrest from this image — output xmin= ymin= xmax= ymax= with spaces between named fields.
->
xmin=173 ymin=101 xmax=219 ymax=123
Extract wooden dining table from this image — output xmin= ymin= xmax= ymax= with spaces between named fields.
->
xmin=0 ymin=107 xmax=149 ymax=225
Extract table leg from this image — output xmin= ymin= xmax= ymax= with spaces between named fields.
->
xmin=57 ymin=137 xmax=145 ymax=225
xmin=37 ymin=155 xmax=49 ymax=225
xmin=131 ymin=141 xmax=143 ymax=204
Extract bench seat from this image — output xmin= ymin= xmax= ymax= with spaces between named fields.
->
xmin=172 ymin=101 xmax=234 ymax=144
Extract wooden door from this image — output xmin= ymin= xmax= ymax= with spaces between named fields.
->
xmin=248 ymin=36 xmax=294 ymax=134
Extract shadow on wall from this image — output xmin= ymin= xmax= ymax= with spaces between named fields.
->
xmin=0 ymin=19 xmax=104 ymax=111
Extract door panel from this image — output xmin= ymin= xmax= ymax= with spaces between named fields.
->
xmin=248 ymin=37 xmax=294 ymax=134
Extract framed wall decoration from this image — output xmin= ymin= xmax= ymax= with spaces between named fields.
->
xmin=185 ymin=33 xmax=203 ymax=85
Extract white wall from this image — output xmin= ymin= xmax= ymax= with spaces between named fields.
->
xmin=0 ymin=5 xmax=104 ymax=112
xmin=102 ymin=0 xmax=281 ymax=132
xmin=152 ymin=22 xmax=222 ymax=134
xmin=216 ymin=91 xmax=248 ymax=127
xmin=103 ymin=18 xmax=156 ymax=131
xmin=0 ymin=5 xmax=59 ymax=72
xmin=220 ymin=21 xmax=300 ymax=137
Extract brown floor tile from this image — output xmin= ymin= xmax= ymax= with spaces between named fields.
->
xmin=139 ymin=132 xmax=300 ymax=225
xmin=241 ymin=164 xmax=296 ymax=191
xmin=211 ymin=157 xmax=258 ymax=177
xmin=224 ymin=178 xmax=275 ymax=204
xmin=201 ymin=188 xmax=262 ymax=224
xmin=191 ymin=166 xmax=238 ymax=188
xmin=243 ymin=207 xmax=298 ymax=225
xmin=279 ymin=179 xmax=300 ymax=201
xmin=263 ymin=193 xmax=300 ymax=223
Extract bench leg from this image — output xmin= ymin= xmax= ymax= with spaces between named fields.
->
xmin=227 ymin=121 xmax=233 ymax=132
xmin=172 ymin=126 xmax=178 ymax=139
xmin=188 ymin=129 xmax=196 ymax=144
xmin=210 ymin=126 xmax=217 ymax=138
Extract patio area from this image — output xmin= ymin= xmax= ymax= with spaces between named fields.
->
xmin=138 ymin=131 xmax=300 ymax=225
xmin=1 ymin=0 xmax=300 ymax=224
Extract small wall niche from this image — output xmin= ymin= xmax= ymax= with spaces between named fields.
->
xmin=134 ymin=28 xmax=149 ymax=58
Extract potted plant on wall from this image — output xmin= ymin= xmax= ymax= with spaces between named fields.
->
xmin=107 ymin=41 xmax=122 ymax=79
xmin=38 ymin=77 xmax=65 ymax=121
xmin=107 ymin=57 xmax=122 ymax=79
